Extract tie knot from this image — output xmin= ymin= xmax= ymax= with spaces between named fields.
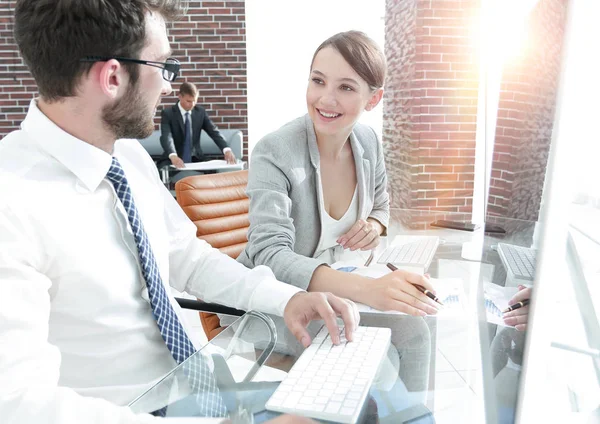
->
xmin=106 ymin=157 xmax=126 ymax=185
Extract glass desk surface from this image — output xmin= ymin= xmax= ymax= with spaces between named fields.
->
xmin=130 ymin=209 xmax=538 ymax=424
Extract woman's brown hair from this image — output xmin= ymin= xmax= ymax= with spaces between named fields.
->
xmin=310 ymin=30 xmax=386 ymax=91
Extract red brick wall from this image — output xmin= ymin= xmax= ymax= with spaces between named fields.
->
xmin=0 ymin=0 xmax=248 ymax=159
xmin=384 ymin=0 xmax=479 ymax=214
xmin=487 ymin=0 xmax=567 ymax=220
xmin=0 ymin=1 xmax=30 ymax=137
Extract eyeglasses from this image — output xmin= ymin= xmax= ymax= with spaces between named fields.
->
xmin=80 ymin=56 xmax=180 ymax=82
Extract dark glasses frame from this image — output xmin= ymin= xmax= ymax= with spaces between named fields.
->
xmin=80 ymin=56 xmax=180 ymax=82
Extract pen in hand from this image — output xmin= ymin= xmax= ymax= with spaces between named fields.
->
xmin=386 ymin=263 xmax=444 ymax=306
xmin=502 ymin=298 xmax=530 ymax=313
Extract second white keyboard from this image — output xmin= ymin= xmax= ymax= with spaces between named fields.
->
xmin=497 ymin=243 xmax=537 ymax=280
xmin=265 ymin=325 xmax=391 ymax=423
xmin=377 ymin=235 xmax=440 ymax=268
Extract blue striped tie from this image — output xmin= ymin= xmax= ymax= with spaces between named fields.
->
xmin=106 ymin=157 xmax=227 ymax=417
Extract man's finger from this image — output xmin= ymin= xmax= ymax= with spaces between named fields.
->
xmin=325 ymin=294 xmax=357 ymax=342
xmin=314 ymin=294 xmax=341 ymax=345
xmin=287 ymin=318 xmax=312 ymax=348
xmin=347 ymin=299 xmax=360 ymax=329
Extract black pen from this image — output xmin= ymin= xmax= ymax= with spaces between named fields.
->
xmin=386 ymin=263 xmax=444 ymax=306
xmin=502 ymin=298 xmax=530 ymax=313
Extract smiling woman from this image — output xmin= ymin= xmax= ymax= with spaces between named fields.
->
xmin=238 ymin=30 xmax=393 ymax=297
xmin=228 ymin=30 xmax=435 ymax=396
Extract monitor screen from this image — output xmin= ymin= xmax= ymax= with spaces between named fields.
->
xmin=477 ymin=0 xmax=600 ymax=422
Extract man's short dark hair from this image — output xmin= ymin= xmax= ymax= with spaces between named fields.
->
xmin=14 ymin=0 xmax=183 ymax=102
xmin=179 ymin=82 xmax=198 ymax=98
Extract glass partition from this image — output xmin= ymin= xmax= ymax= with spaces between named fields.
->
xmin=128 ymin=311 xmax=280 ymax=418
xmin=517 ymin=0 xmax=600 ymax=421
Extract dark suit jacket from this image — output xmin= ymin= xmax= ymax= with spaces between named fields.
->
xmin=160 ymin=103 xmax=229 ymax=159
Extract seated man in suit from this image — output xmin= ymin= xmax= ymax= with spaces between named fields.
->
xmin=160 ymin=82 xmax=237 ymax=168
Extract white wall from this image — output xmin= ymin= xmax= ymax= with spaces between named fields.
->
xmin=245 ymin=0 xmax=385 ymax=157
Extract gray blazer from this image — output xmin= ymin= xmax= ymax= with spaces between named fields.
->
xmin=237 ymin=114 xmax=390 ymax=290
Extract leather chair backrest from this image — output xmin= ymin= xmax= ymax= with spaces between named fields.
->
xmin=175 ymin=170 xmax=249 ymax=259
xmin=175 ymin=170 xmax=249 ymax=341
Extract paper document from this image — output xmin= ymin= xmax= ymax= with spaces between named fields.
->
xmin=483 ymin=282 xmax=519 ymax=327
xmin=171 ymin=160 xmax=245 ymax=171
xmin=355 ymin=277 xmax=468 ymax=317
xmin=332 ymin=262 xmax=468 ymax=317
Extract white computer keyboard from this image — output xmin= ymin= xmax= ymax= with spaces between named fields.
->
xmin=377 ymin=235 xmax=440 ymax=268
xmin=265 ymin=325 xmax=391 ymax=424
xmin=497 ymin=243 xmax=537 ymax=281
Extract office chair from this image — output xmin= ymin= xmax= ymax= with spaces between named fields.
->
xmin=175 ymin=170 xmax=250 ymax=340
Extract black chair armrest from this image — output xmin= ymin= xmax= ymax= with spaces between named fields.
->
xmin=175 ymin=297 xmax=245 ymax=317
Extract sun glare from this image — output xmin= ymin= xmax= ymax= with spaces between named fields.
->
xmin=481 ymin=0 xmax=539 ymax=66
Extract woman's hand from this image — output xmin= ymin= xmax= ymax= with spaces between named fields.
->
xmin=503 ymin=285 xmax=531 ymax=331
xmin=337 ymin=218 xmax=384 ymax=251
xmin=359 ymin=269 xmax=440 ymax=316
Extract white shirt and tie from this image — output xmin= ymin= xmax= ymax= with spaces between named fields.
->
xmin=168 ymin=103 xmax=232 ymax=160
xmin=0 ymin=100 xmax=301 ymax=423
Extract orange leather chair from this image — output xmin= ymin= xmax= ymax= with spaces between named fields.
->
xmin=175 ymin=170 xmax=250 ymax=340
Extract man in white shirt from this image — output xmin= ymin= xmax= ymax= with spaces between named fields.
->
xmin=0 ymin=1 xmax=357 ymax=423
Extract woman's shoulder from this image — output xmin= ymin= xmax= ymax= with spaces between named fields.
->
xmin=352 ymin=122 xmax=380 ymax=155
xmin=352 ymin=122 xmax=378 ymax=142
xmin=254 ymin=115 xmax=310 ymax=154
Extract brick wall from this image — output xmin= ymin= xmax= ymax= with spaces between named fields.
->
xmin=0 ymin=0 xmax=248 ymax=159
xmin=383 ymin=0 xmax=479 ymax=216
xmin=0 ymin=1 xmax=29 ymax=136
xmin=383 ymin=0 xmax=419 ymax=211
xmin=487 ymin=0 xmax=567 ymax=220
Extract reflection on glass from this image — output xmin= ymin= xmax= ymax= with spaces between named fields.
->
xmin=484 ymin=0 xmax=568 ymax=222
xmin=128 ymin=311 xmax=278 ymax=418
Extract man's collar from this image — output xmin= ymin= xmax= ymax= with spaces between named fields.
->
xmin=21 ymin=99 xmax=113 ymax=192
xmin=177 ymin=101 xmax=192 ymax=116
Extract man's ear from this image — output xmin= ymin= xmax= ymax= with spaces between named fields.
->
xmin=365 ymin=88 xmax=384 ymax=111
xmin=97 ymin=59 xmax=125 ymax=100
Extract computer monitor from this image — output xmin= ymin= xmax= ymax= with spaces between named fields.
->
xmin=516 ymin=0 xmax=600 ymax=421
xmin=478 ymin=0 xmax=600 ymax=422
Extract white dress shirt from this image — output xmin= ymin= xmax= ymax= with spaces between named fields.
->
xmin=0 ymin=100 xmax=301 ymax=424
xmin=168 ymin=103 xmax=231 ymax=159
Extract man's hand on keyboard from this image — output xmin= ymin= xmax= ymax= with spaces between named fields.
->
xmin=362 ymin=269 xmax=440 ymax=316
xmin=283 ymin=292 xmax=359 ymax=348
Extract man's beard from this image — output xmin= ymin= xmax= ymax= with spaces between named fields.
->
xmin=102 ymin=82 xmax=155 ymax=140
